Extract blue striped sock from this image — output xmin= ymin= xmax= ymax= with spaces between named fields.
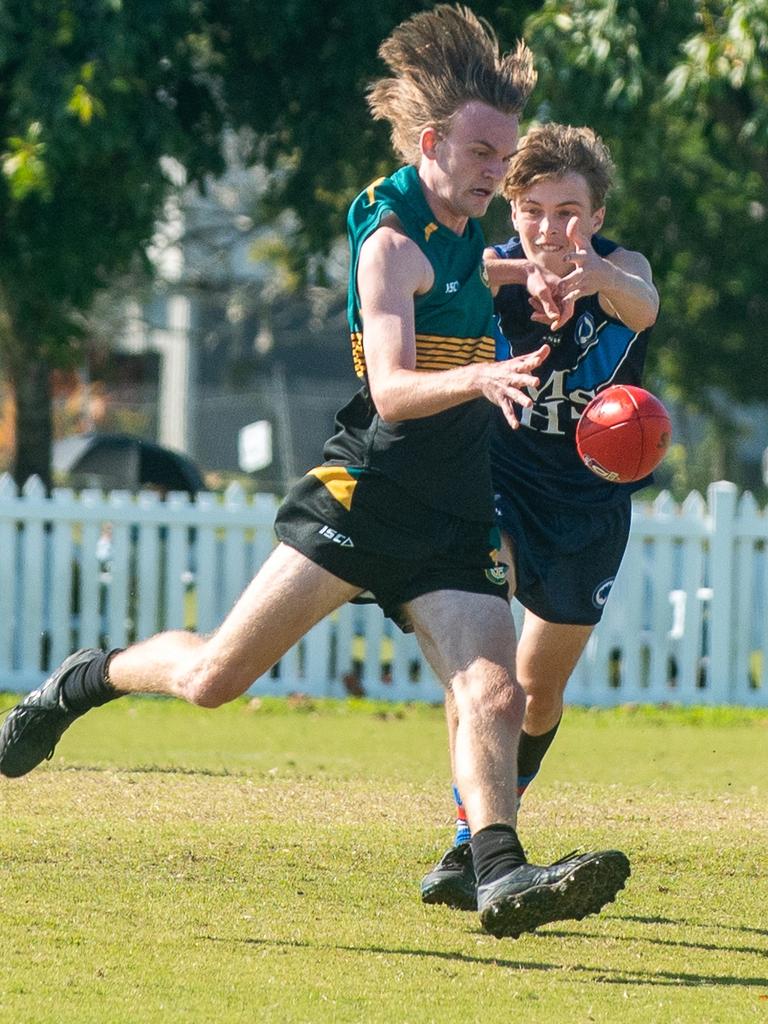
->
xmin=452 ymin=783 xmax=472 ymax=846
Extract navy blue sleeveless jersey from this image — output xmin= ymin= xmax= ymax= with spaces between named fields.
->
xmin=490 ymin=234 xmax=653 ymax=510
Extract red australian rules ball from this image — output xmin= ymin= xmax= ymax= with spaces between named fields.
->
xmin=576 ymin=384 xmax=672 ymax=483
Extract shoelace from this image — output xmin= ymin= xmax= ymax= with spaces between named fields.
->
xmin=443 ymin=845 xmax=472 ymax=867
xmin=550 ymin=849 xmax=584 ymax=865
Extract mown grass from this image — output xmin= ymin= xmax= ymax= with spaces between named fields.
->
xmin=0 ymin=696 xmax=766 ymax=1024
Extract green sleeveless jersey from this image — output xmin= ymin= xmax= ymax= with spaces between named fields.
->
xmin=323 ymin=165 xmax=496 ymax=522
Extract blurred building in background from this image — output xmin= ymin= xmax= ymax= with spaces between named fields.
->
xmin=49 ymin=148 xmax=355 ymax=496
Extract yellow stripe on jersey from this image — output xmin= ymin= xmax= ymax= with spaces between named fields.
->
xmin=350 ymin=331 xmax=495 ymax=376
xmin=365 ymin=177 xmax=386 ymax=206
xmin=351 ymin=331 xmax=366 ymax=378
xmin=308 ymin=466 xmax=359 ymax=510
xmin=415 ymin=333 xmax=495 ymax=368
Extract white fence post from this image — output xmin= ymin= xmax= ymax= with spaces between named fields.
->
xmin=675 ymin=491 xmax=708 ymax=699
xmin=707 ymin=480 xmax=738 ymax=704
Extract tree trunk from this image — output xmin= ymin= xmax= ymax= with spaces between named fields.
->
xmin=12 ymin=359 xmax=52 ymax=490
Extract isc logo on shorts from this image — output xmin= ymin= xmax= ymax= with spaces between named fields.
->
xmin=318 ymin=524 xmax=354 ymax=547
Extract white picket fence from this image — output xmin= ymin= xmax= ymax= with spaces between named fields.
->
xmin=0 ymin=475 xmax=765 ymax=706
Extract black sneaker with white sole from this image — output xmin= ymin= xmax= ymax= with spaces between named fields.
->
xmin=477 ymin=849 xmax=631 ymax=939
xmin=420 ymin=842 xmax=477 ymax=911
xmin=0 ymin=649 xmax=103 ymax=777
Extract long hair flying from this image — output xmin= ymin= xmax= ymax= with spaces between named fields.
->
xmin=368 ymin=4 xmax=536 ymax=165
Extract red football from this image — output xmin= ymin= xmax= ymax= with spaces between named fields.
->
xmin=576 ymin=385 xmax=672 ymax=483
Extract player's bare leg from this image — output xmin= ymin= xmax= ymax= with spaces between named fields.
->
xmin=108 ymin=544 xmax=360 ymax=704
xmin=517 ymin=613 xmax=593 ymax=735
xmin=410 ymin=590 xmax=629 ymax=937
xmin=0 ymin=545 xmax=361 ymax=776
xmin=423 ymin=613 xmax=596 ymax=908
xmin=497 ymin=530 xmax=593 ymax=796
xmin=407 ymin=590 xmax=523 ymax=831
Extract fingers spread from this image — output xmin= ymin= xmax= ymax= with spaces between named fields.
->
xmin=500 ymin=396 xmax=521 ymax=429
xmin=566 ymin=215 xmax=587 ymax=252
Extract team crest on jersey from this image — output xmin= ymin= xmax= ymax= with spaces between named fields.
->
xmin=592 ymin=576 xmax=615 ymax=608
xmin=575 ymin=312 xmax=596 ymax=348
xmin=485 ymin=562 xmax=509 ymax=586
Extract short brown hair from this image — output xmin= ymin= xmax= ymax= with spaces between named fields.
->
xmin=502 ymin=123 xmax=615 ymax=210
xmin=368 ymin=4 xmax=536 ymax=165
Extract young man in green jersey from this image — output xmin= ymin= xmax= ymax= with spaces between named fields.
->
xmin=0 ymin=7 xmax=629 ymax=939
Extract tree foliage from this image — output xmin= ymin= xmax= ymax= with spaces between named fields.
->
xmin=0 ymin=0 xmax=534 ymax=483
xmin=241 ymin=0 xmax=768 ymax=420
xmin=1 ymin=1 xmax=767 ymax=487
xmin=518 ymin=0 xmax=768 ymax=487
xmin=0 ymin=3 xmax=222 ymax=480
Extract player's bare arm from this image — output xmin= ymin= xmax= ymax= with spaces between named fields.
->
xmin=483 ymin=246 xmax=562 ymax=325
xmin=558 ymin=218 xmax=659 ymax=331
xmin=359 ymin=226 xmax=549 ymax=428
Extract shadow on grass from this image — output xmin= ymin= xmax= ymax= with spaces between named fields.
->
xmin=201 ymin=934 xmax=768 ymax=988
xmin=202 ymin=934 xmax=555 ymax=971
xmin=617 ymin=912 xmax=768 ymax=938
xmin=52 ymin=763 xmax=241 ymax=778
xmin=543 ymin=927 xmax=768 ymax=959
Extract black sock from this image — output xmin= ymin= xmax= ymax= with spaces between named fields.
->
xmin=61 ymin=649 xmax=123 ymax=713
xmin=517 ymin=718 xmax=562 ymax=784
xmin=471 ymin=824 xmax=527 ymax=887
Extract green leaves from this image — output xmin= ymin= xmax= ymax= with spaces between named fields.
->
xmin=1 ymin=122 xmax=49 ymax=200
xmin=0 ymin=0 xmax=765 ymax=487
xmin=0 ymin=0 xmax=303 ymax=480
xmin=66 ymin=63 xmax=106 ymax=125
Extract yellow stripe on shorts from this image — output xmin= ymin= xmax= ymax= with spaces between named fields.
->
xmin=308 ymin=466 xmax=358 ymax=511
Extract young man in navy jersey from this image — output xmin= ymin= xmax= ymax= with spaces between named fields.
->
xmin=422 ymin=122 xmax=659 ymax=910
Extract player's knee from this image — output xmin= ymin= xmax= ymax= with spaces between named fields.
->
xmin=177 ymin=662 xmax=232 ymax=709
xmin=454 ymin=664 xmax=524 ymax=729
xmin=498 ymin=676 xmax=526 ymax=730
xmin=525 ymin=685 xmax=564 ymax=722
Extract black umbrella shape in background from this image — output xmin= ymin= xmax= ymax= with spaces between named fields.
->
xmin=52 ymin=433 xmax=206 ymax=496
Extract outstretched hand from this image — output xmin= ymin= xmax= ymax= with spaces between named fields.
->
xmin=525 ymin=254 xmax=574 ymax=332
xmin=554 ymin=217 xmax=612 ymax=309
xmin=524 ymin=264 xmax=561 ymax=328
xmin=479 ymin=343 xmax=550 ymax=430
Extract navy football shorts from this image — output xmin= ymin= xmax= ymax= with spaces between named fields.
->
xmin=495 ymin=488 xmax=632 ymax=626
xmin=274 ymin=465 xmax=509 ymax=631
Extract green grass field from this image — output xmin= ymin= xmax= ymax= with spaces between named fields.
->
xmin=0 ymin=696 xmax=766 ymax=1024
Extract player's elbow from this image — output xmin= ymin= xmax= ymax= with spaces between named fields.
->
xmin=369 ymin=380 xmax=406 ymax=422
xmin=641 ymin=308 xmax=660 ymax=331
xmin=628 ymin=313 xmax=658 ymax=332
xmin=373 ymin=396 xmax=399 ymax=422
xmin=625 ymin=298 xmax=659 ymax=332
xmin=643 ymin=290 xmax=661 ymax=328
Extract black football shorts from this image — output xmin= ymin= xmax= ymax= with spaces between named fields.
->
xmin=274 ymin=465 xmax=509 ymax=631
xmin=496 ymin=486 xmax=632 ymax=626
